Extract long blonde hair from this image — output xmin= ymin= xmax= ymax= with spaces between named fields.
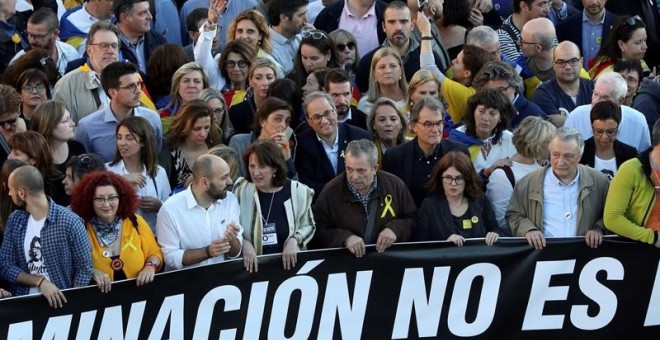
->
xmin=366 ymin=47 xmax=408 ymax=102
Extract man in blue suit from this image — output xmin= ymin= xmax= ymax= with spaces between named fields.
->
xmin=556 ymin=0 xmax=617 ymax=68
xmin=295 ymin=91 xmax=371 ymax=201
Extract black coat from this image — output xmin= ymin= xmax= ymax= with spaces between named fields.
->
xmin=580 ymin=138 xmax=638 ymax=170
xmin=416 ymin=193 xmax=498 ymax=241
xmin=556 ymin=10 xmax=617 ymax=63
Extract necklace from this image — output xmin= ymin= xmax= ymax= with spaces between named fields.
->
xmin=260 ymin=191 xmax=276 ymax=224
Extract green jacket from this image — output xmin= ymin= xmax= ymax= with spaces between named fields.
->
xmin=604 ymin=150 xmax=659 ymax=244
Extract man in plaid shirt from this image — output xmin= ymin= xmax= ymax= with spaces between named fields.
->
xmin=0 ymin=166 xmax=92 ymax=308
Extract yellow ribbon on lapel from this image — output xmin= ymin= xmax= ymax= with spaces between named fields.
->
xmin=122 ymin=235 xmax=137 ymax=252
xmin=380 ymin=194 xmax=396 ymax=218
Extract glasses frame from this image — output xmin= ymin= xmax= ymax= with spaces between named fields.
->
xmin=301 ymin=31 xmax=328 ymax=40
xmin=442 ymin=176 xmax=465 ymax=186
xmin=93 ymin=195 xmax=120 ymax=206
xmin=308 ymin=109 xmax=335 ymax=123
xmin=89 ymin=42 xmax=120 ymax=51
xmin=416 ymin=120 xmax=444 ymax=130
xmin=116 ymin=81 xmax=144 ymax=94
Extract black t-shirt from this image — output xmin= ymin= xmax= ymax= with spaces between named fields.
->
xmin=258 ymin=181 xmax=292 ymax=254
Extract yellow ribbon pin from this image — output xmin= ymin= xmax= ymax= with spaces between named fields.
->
xmin=380 ymin=194 xmax=396 ymax=218
xmin=11 ymin=33 xmax=21 ymax=44
xmin=122 ymin=235 xmax=137 ymax=252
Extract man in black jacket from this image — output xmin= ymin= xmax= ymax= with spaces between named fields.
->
xmin=114 ymin=0 xmax=166 ymax=74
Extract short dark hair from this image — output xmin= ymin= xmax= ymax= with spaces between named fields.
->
xmin=613 ymin=59 xmax=644 ymax=81
xmin=442 ymin=0 xmax=471 ymax=27
xmin=101 ymin=61 xmax=139 ymax=97
xmin=66 ymin=153 xmax=106 ymax=182
xmin=267 ymin=79 xmax=302 ymax=129
xmin=252 ymin=97 xmax=292 ymax=136
xmin=17 ymin=69 xmax=51 ymax=99
xmin=463 ymin=88 xmax=514 ymax=143
xmin=186 ymin=8 xmax=208 ymax=32
xmin=590 ymin=101 xmax=622 ymax=125
xmin=513 ymin=0 xmax=536 ymax=13
xmin=325 ymin=68 xmax=351 ymax=87
xmin=267 ymin=0 xmax=307 ymax=26
xmin=426 ymin=151 xmax=483 ymax=198
xmin=243 ymin=139 xmax=288 ymax=187
xmin=462 ymin=45 xmax=494 ymax=83
xmin=113 ymin=0 xmax=149 ymax=22
xmin=28 ymin=7 xmax=58 ymax=31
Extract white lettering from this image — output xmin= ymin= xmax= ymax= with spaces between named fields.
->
xmin=522 ymin=260 xmax=575 ymax=330
xmin=192 ymin=285 xmax=242 ymax=340
xmin=570 ymin=257 xmax=623 ymax=330
xmin=391 ymin=267 xmax=451 ymax=339
xmin=448 ymin=263 xmax=501 ymax=336
xmin=318 ymin=271 xmax=373 ymax=339
xmin=645 ymin=260 xmax=660 ymax=326
xmin=147 ymin=294 xmax=184 ymax=340
xmin=268 ymin=276 xmax=319 ymax=339
xmin=75 ymin=311 xmax=97 ymax=340
xmin=7 ymin=321 xmax=32 ymax=340
xmin=97 ymin=302 xmax=146 ymax=340
xmin=243 ymin=282 xmax=269 ymax=339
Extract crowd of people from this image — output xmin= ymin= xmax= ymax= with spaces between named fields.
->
xmin=0 ymin=0 xmax=659 ymax=307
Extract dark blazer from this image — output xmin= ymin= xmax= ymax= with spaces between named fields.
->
xmin=314 ymin=0 xmax=387 ymax=46
xmin=556 ymin=10 xmax=617 ymax=60
xmin=580 ymin=138 xmax=638 ymax=169
xmin=416 ymin=193 xmax=498 ymax=241
xmin=294 ymin=123 xmax=371 ymax=201
xmin=119 ymin=29 xmax=167 ymax=72
xmin=294 ymin=106 xmax=368 ymax=134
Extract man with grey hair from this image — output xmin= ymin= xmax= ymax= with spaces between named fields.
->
xmin=473 ymin=61 xmax=545 ymax=128
xmin=565 ymin=72 xmax=651 ymax=152
xmin=311 ymin=139 xmax=416 ymax=257
xmin=506 ymin=127 xmax=610 ymax=249
xmin=295 ymin=91 xmax=371 ymax=201
xmin=383 ymin=97 xmax=468 ymax=207
xmin=466 ymin=25 xmax=506 ymax=63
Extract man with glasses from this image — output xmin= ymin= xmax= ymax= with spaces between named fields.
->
xmin=497 ymin=0 xmax=552 ymax=62
xmin=565 ymin=72 xmax=651 ymax=152
xmin=0 ymin=85 xmax=26 ymax=169
xmin=356 ymin=1 xmax=446 ymax=93
xmin=0 ymin=165 xmax=92 ymax=306
xmin=75 ymin=61 xmax=162 ymax=162
xmin=382 ymin=97 xmax=468 ymax=207
xmin=532 ymin=41 xmax=595 ymax=125
xmin=516 ymin=17 xmax=557 ymax=98
xmin=295 ymin=91 xmax=370 ymax=201
xmin=506 ymin=127 xmax=609 ymax=249
xmin=268 ymin=0 xmax=309 ymax=75
xmin=10 ymin=8 xmax=80 ymax=77
xmin=311 ymin=139 xmax=415 ymax=256
xmin=556 ymin=0 xmax=617 ymax=69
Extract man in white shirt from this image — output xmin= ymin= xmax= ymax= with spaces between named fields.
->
xmin=156 ymin=154 xmax=243 ymax=271
xmin=267 ymin=0 xmax=308 ymax=75
xmin=10 ymin=8 xmax=80 ymax=77
xmin=506 ymin=127 xmax=609 ymax=249
xmin=564 ymin=71 xmax=651 ymax=152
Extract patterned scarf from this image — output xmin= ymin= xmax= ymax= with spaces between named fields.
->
xmin=91 ymin=216 xmax=121 ymax=247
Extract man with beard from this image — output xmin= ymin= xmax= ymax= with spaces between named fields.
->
xmin=268 ymin=0 xmax=309 ymax=75
xmin=10 ymin=8 xmax=80 ymax=77
xmin=556 ymin=0 xmax=617 ymax=69
xmin=0 ymin=165 xmax=92 ymax=306
xmin=356 ymin=1 xmax=446 ymax=93
xmin=326 ymin=69 xmax=368 ymax=130
xmin=114 ymin=0 xmax=166 ymax=75
xmin=531 ymin=41 xmax=594 ymax=126
xmin=157 ymin=154 xmax=243 ymax=271
xmin=75 ymin=61 xmax=162 ymax=162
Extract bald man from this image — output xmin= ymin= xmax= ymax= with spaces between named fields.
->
xmin=518 ymin=18 xmax=557 ymax=82
xmin=532 ymin=41 xmax=595 ymax=125
xmin=0 ymin=166 xmax=92 ymax=307
xmin=157 ymin=154 xmax=243 ymax=271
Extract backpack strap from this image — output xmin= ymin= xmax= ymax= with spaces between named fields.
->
xmin=495 ymin=165 xmax=516 ymax=188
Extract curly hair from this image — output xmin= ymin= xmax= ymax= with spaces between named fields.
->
xmin=0 ymin=84 xmax=22 ymax=117
xmin=227 ymin=9 xmax=272 ymax=53
xmin=426 ymin=151 xmax=483 ymax=199
xmin=463 ymin=88 xmax=514 ymax=144
xmin=71 ymin=170 xmax=139 ymax=222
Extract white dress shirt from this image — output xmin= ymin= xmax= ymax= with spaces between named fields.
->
xmin=542 ymin=168 xmax=579 ymax=237
xmin=156 ymin=186 xmax=243 ymax=271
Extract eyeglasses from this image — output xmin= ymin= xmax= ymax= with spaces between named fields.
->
xmin=416 ymin=120 xmax=443 ymax=130
xmin=308 ymin=109 xmax=335 ymax=123
xmin=211 ymin=108 xmax=225 ymax=116
xmin=0 ymin=117 xmax=18 ymax=126
xmin=225 ymin=59 xmax=248 ymax=68
xmin=25 ymin=29 xmax=55 ymax=41
xmin=89 ymin=42 xmax=120 ymax=51
xmin=302 ymin=31 xmax=328 ymax=40
xmin=93 ymin=195 xmax=120 ymax=206
xmin=335 ymin=42 xmax=356 ymax=51
xmin=22 ymin=84 xmax=47 ymax=93
xmin=592 ymin=127 xmax=618 ymax=137
xmin=442 ymin=176 xmax=465 ymax=185
xmin=554 ymin=58 xmax=581 ymax=68
xmin=520 ymin=38 xmax=540 ymax=46
xmin=626 ymin=15 xmax=642 ymax=26
xmin=116 ymin=81 xmax=143 ymax=93
xmin=537 ymin=1 xmax=551 ymax=10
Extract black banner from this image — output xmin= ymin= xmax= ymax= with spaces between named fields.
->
xmin=1 ymin=237 xmax=660 ymax=339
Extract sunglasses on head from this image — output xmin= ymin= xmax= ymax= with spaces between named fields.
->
xmin=626 ymin=15 xmax=642 ymax=26
xmin=336 ymin=42 xmax=356 ymax=51
xmin=301 ymin=31 xmax=328 ymax=40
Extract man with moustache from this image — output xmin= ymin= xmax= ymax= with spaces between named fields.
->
xmin=10 ymin=8 xmax=80 ymax=77
xmin=75 ymin=61 xmax=162 ymax=162
xmin=326 ymin=69 xmax=368 ymax=130
xmin=0 ymin=166 xmax=92 ymax=306
xmin=157 ymin=154 xmax=243 ymax=271
xmin=356 ymin=1 xmax=446 ymax=93
xmin=295 ymin=91 xmax=371 ymax=201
